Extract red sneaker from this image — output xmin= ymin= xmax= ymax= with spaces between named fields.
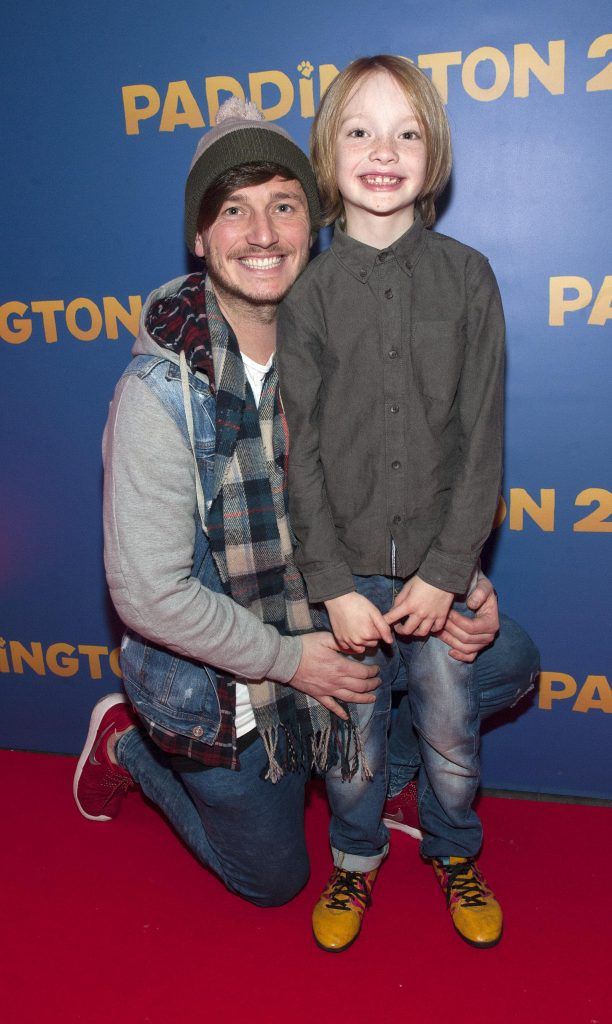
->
xmin=73 ymin=694 xmax=137 ymax=822
xmin=383 ymin=781 xmax=423 ymax=840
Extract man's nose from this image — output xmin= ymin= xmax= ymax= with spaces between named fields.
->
xmin=246 ymin=209 xmax=279 ymax=247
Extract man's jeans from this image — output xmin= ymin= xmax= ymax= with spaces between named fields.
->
xmin=116 ymin=729 xmax=309 ymax=908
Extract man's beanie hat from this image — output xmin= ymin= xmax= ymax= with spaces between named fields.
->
xmin=184 ymin=98 xmax=320 ymax=254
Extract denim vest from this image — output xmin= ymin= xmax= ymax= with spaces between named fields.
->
xmin=118 ymin=354 xmax=224 ymax=743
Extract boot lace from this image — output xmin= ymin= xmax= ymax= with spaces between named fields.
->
xmin=325 ymin=869 xmax=371 ymax=912
xmin=444 ymin=860 xmax=487 ymax=909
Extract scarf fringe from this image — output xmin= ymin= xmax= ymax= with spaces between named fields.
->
xmin=261 ymin=725 xmax=285 ymax=784
xmin=333 ymin=708 xmax=374 ymax=783
xmin=310 ymin=725 xmax=333 ymax=775
xmin=260 ymin=720 xmax=352 ymax=784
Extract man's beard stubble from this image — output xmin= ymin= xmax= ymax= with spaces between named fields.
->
xmin=203 ymin=245 xmax=308 ymax=311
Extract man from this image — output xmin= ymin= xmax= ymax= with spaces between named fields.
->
xmin=74 ymin=100 xmax=538 ymax=915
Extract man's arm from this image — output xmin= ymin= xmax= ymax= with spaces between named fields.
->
xmin=104 ymin=375 xmax=378 ymax=707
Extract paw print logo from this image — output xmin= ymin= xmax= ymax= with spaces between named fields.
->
xmin=297 ymin=60 xmax=314 ymax=79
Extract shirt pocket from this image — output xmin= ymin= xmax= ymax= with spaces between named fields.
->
xmin=411 ymin=320 xmax=466 ymax=402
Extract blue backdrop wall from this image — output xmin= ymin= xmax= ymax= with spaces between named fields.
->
xmin=1 ymin=1 xmax=610 ymax=797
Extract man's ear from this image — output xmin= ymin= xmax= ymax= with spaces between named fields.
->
xmin=194 ymin=232 xmax=205 ymax=258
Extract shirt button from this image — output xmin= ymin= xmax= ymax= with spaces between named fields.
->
xmin=379 ymin=251 xmax=390 ymax=262
xmin=393 ymin=514 xmax=402 ymax=525
xmin=359 ymin=268 xmax=367 ymax=279
xmin=392 ymin=460 xmax=401 ymax=470
xmin=192 ymin=725 xmax=204 ymax=738
xmin=390 ymin=404 xmax=399 ymax=414
xmin=385 ymin=288 xmax=394 ymax=299
xmin=388 ymin=349 xmax=399 ymax=359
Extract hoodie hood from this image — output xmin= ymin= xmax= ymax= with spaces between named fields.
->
xmin=133 ymin=273 xmax=199 ymax=363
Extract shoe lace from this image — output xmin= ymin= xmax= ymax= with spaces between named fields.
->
xmin=325 ymin=869 xmax=371 ymax=912
xmin=100 ymin=770 xmax=133 ymax=802
xmin=444 ymin=861 xmax=487 ymax=909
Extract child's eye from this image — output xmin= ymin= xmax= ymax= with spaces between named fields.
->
xmin=348 ymin=128 xmax=368 ymax=138
xmin=400 ymin=130 xmax=421 ymax=141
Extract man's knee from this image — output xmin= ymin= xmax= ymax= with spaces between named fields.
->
xmin=230 ymin=857 xmax=310 ymax=908
xmin=478 ymin=615 xmax=540 ymax=720
xmin=497 ymin=614 xmax=541 ymax=694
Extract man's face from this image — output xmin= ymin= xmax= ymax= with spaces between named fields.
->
xmin=195 ymin=175 xmax=311 ymax=307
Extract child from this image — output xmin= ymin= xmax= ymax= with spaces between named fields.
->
xmin=277 ymin=55 xmax=505 ymax=951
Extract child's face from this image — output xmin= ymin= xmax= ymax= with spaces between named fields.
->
xmin=335 ymin=71 xmax=427 ymax=242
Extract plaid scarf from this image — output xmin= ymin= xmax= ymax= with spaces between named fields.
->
xmin=148 ymin=273 xmax=367 ymax=782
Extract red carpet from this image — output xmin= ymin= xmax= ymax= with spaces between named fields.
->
xmin=2 ymin=749 xmax=610 ymax=1024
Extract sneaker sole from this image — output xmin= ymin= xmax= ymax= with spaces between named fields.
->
xmin=73 ymin=693 xmax=128 ymax=822
xmin=453 ymin=921 xmax=503 ymax=949
xmin=383 ymin=817 xmax=423 ymax=841
xmin=313 ymin=930 xmax=361 ymax=953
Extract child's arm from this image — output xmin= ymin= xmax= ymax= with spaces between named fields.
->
xmin=416 ymin=254 xmax=505 ymax=596
xmin=325 ymin=592 xmax=393 ymax=653
xmin=277 ymin=290 xmax=356 ymax=603
xmin=384 ymin=576 xmax=453 ymax=637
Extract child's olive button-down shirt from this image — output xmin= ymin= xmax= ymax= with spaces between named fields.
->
xmin=277 ymin=216 xmax=505 ymax=604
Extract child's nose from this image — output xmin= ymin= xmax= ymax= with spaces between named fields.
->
xmin=369 ymin=135 xmax=399 ymax=163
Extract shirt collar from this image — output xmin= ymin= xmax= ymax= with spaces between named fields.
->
xmin=330 ymin=213 xmax=426 ymax=282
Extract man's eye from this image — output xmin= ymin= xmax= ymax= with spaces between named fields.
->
xmin=224 ymin=206 xmax=241 ymax=216
xmin=276 ymin=203 xmax=293 ymax=213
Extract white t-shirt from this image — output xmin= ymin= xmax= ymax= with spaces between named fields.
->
xmin=234 ymin=351 xmax=274 ymax=737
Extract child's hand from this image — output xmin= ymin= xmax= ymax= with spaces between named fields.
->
xmin=324 ymin=593 xmax=393 ymax=653
xmin=383 ymin=576 xmax=453 ymax=638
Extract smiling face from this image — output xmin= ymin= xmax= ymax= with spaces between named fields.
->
xmin=334 ymin=71 xmax=428 ymax=245
xmin=194 ymin=175 xmax=311 ymax=310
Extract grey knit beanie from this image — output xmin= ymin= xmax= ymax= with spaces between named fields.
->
xmin=184 ymin=98 xmax=320 ymax=254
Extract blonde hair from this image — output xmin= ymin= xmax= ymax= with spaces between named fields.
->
xmin=311 ymin=55 xmax=452 ymax=229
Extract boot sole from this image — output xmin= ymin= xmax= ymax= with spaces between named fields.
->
xmin=313 ymin=930 xmax=361 ymax=953
xmin=454 ymin=922 xmax=503 ymax=949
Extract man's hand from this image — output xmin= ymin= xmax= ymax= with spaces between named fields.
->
xmin=437 ymin=576 xmax=500 ymax=662
xmin=324 ymin=592 xmax=393 ymax=654
xmin=288 ymin=631 xmax=381 ymax=719
xmin=384 ymin=576 xmax=453 ymax=637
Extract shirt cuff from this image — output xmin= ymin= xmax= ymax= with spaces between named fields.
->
xmin=267 ymin=634 xmax=303 ymax=683
xmin=302 ymin=562 xmax=356 ymax=604
xmin=417 ymin=548 xmax=478 ymax=596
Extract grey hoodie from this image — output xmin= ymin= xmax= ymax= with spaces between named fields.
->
xmin=102 ymin=278 xmax=303 ymax=685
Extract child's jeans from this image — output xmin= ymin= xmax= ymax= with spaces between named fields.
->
xmin=325 ymin=574 xmax=481 ymax=869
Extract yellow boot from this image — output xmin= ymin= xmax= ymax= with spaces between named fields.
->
xmin=312 ymin=867 xmax=378 ymax=952
xmin=433 ymin=857 xmax=503 ymax=948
